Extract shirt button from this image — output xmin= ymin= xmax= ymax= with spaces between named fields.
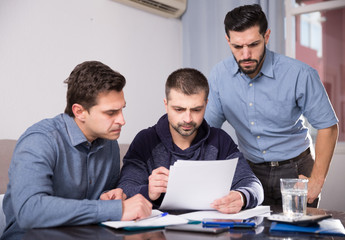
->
xmin=257 ymin=136 xmax=261 ymax=139
xmin=249 ymin=102 xmax=253 ymax=106
xmin=249 ymin=83 xmax=253 ymax=87
xmin=262 ymin=150 xmax=266 ymax=154
xmin=250 ymin=121 xmax=255 ymax=125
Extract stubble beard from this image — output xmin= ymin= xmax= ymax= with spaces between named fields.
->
xmin=171 ymin=122 xmax=197 ymax=137
xmin=237 ymin=46 xmax=266 ymax=75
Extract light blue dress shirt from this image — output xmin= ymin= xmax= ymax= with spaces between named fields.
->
xmin=2 ymin=114 xmax=122 ymax=236
xmin=205 ymin=49 xmax=338 ymax=163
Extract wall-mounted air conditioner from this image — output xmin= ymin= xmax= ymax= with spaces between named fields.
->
xmin=112 ymin=0 xmax=187 ymax=18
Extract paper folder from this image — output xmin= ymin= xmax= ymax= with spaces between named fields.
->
xmin=270 ymin=218 xmax=345 ymax=236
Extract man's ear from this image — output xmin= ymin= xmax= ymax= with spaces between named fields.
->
xmin=264 ymin=29 xmax=271 ymax=45
xmin=164 ymin=98 xmax=168 ymax=113
xmin=72 ymin=104 xmax=86 ymax=122
xmin=225 ymin=34 xmax=230 ymax=45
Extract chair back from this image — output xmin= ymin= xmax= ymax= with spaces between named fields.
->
xmin=0 ymin=194 xmax=5 ymax=236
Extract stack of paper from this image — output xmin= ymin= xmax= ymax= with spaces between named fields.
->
xmin=178 ymin=205 xmax=271 ymax=221
xmin=159 ymin=158 xmax=238 ymax=210
xmin=101 ymin=206 xmax=271 ymax=231
xmin=101 ymin=210 xmax=188 ymax=230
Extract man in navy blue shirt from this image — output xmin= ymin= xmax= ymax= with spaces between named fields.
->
xmin=110 ymin=68 xmax=263 ymax=213
xmin=1 ymin=61 xmax=152 ymax=240
xmin=205 ymin=4 xmax=338 ymax=206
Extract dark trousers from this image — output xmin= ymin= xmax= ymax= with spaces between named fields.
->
xmin=247 ymin=151 xmax=319 ymax=207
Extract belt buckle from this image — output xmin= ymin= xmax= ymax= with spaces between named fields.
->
xmin=269 ymin=161 xmax=279 ymax=167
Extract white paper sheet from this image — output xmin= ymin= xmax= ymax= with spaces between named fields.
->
xmin=159 ymin=158 xmax=238 ymax=210
xmin=178 ymin=205 xmax=271 ymax=221
xmin=101 ymin=210 xmax=188 ymax=229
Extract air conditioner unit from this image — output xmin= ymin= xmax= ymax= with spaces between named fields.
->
xmin=112 ymin=0 xmax=187 ymax=18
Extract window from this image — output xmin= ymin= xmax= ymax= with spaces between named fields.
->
xmin=299 ymin=12 xmax=323 ymax=57
xmin=285 ymin=0 xmax=345 ymax=145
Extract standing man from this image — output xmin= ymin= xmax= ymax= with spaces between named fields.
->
xmin=205 ymin=4 xmax=338 ymax=206
xmin=1 ymin=61 xmax=151 ymax=240
xmin=111 ymin=68 xmax=263 ymax=213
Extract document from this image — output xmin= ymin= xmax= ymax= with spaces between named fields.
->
xmin=101 ymin=210 xmax=188 ymax=230
xmin=178 ymin=205 xmax=271 ymax=221
xmin=159 ymin=158 xmax=238 ymax=210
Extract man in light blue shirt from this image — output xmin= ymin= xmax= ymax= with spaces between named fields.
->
xmin=205 ymin=4 xmax=338 ymax=206
xmin=1 ymin=61 xmax=152 ymax=240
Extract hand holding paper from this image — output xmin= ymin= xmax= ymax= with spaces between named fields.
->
xmin=148 ymin=166 xmax=169 ymax=201
xmin=211 ymin=190 xmax=244 ymax=214
xmin=159 ymin=158 xmax=238 ymax=210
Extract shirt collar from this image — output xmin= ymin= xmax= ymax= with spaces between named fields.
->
xmin=63 ymin=113 xmax=89 ymax=147
xmin=229 ymin=55 xmax=240 ymax=77
xmin=260 ymin=48 xmax=274 ymax=79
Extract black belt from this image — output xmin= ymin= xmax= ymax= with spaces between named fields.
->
xmin=252 ymin=148 xmax=310 ymax=167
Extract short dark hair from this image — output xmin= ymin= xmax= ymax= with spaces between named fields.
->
xmin=224 ymin=4 xmax=268 ymax=38
xmin=64 ymin=61 xmax=126 ymax=117
xmin=165 ymin=68 xmax=209 ymax=101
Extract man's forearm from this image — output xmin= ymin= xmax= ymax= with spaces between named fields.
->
xmin=306 ymin=124 xmax=338 ymax=203
xmin=312 ymin=124 xmax=338 ymax=182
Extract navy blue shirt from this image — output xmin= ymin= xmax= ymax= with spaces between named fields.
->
xmin=117 ymin=114 xmax=263 ymax=209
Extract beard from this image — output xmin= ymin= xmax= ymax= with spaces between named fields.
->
xmin=171 ymin=122 xmax=198 ymax=137
xmin=236 ymin=46 xmax=266 ymax=75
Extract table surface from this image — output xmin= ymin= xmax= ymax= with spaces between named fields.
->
xmin=22 ymin=206 xmax=345 ymax=240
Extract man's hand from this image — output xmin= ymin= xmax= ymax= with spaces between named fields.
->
xmin=100 ymin=188 xmax=127 ymax=200
xmin=299 ymin=174 xmax=322 ymax=204
xmin=148 ymin=166 xmax=169 ymax=201
xmin=210 ymin=191 xmax=244 ymax=214
xmin=121 ymin=194 xmax=152 ymax=221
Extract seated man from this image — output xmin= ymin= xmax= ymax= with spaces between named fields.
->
xmin=1 ymin=61 xmax=152 ymax=240
xmin=115 ymin=68 xmax=264 ymax=213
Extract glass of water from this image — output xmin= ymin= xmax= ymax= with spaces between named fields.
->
xmin=280 ymin=178 xmax=308 ymax=218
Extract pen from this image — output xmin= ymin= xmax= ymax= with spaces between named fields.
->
xmin=203 ymin=222 xmax=255 ymax=228
xmin=202 ymin=220 xmax=256 ymax=228
xmin=135 ymin=212 xmax=168 ymax=222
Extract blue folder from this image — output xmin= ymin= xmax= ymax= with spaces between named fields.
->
xmin=270 ymin=219 xmax=345 ymax=236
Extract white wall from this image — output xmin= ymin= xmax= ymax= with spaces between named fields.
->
xmin=0 ymin=0 xmax=182 ymax=144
